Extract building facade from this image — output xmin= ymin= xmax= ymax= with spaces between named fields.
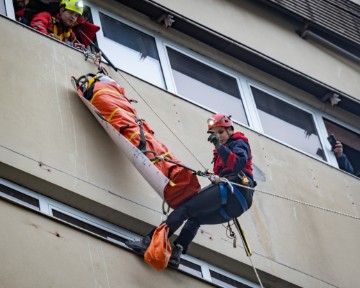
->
xmin=1 ymin=0 xmax=359 ymax=287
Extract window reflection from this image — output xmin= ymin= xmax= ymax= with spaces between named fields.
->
xmin=252 ymin=87 xmax=325 ymax=160
xmin=167 ymin=48 xmax=248 ymax=125
xmin=99 ymin=13 xmax=165 ymax=88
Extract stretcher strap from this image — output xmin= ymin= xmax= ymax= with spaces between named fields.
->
xmin=91 ymin=89 xmax=124 ymax=104
xmin=107 ymin=107 xmax=120 ymax=121
xmin=151 ymin=152 xmax=172 ymax=164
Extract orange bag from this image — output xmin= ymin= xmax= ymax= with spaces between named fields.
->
xmin=144 ymin=223 xmax=172 ymax=270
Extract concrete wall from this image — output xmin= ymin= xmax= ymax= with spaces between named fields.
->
xmin=1 ymin=4 xmax=360 ymax=288
xmin=0 ymin=200 xmax=213 ymax=288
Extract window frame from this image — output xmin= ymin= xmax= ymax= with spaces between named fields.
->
xmin=162 ymin=42 xmax=253 ymax=127
xmin=89 ymin=4 xmax=167 ymax=89
xmin=3 ymin=0 xmax=14 ymax=18
xmin=317 ymin=113 xmax=360 ymax=171
xmin=246 ymin=81 xmax=330 ymax=162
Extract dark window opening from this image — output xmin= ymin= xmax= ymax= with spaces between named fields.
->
xmin=179 ymin=258 xmax=202 ymax=277
xmin=52 ymin=209 xmax=128 ymax=243
xmin=324 ymin=118 xmax=360 ymax=177
xmin=0 ymin=184 xmax=40 ymax=208
xmin=210 ymin=270 xmax=253 ymax=288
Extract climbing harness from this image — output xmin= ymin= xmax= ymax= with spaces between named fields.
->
xmin=219 ymin=179 xmax=248 ymax=221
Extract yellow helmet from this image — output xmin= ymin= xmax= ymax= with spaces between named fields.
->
xmin=59 ymin=0 xmax=84 ymax=15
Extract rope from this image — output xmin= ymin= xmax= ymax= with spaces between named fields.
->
xmin=115 ymin=71 xmax=207 ymax=172
xmin=225 ymin=179 xmax=360 ymax=221
xmin=233 ymin=219 xmax=264 ymax=288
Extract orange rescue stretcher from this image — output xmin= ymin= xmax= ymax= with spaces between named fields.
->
xmin=72 ymin=72 xmax=201 ymax=209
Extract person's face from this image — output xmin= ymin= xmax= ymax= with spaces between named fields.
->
xmin=210 ymin=126 xmax=233 ymax=144
xmin=13 ymin=0 xmax=29 ymax=11
xmin=59 ymin=8 xmax=80 ymax=28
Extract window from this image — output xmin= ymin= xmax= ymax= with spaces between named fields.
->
xmin=0 ymin=183 xmax=40 ymax=209
xmin=323 ymin=118 xmax=360 ymax=176
xmin=252 ymin=86 xmax=325 ymax=160
xmin=167 ymin=48 xmax=248 ymax=125
xmin=179 ymin=258 xmax=203 ymax=278
xmin=1 ymin=0 xmax=6 ymax=16
xmin=210 ymin=269 xmax=253 ymax=288
xmin=99 ymin=12 xmax=166 ymax=88
xmin=52 ymin=209 xmax=128 ymax=243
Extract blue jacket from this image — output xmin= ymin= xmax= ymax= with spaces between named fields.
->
xmin=337 ymin=154 xmax=354 ymax=174
xmin=212 ymin=132 xmax=253 ymax=181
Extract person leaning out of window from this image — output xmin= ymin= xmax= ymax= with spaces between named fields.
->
xmin=30 ymin=0 xmax=84 ymax=48
xmin=13 ymin=0 xmax=30 ymax=25
xmin=332 ymin=141 xmax=354 ymax=174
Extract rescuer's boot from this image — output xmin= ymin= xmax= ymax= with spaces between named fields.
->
xmin=168 ymin=244 xmax=183 ymax=268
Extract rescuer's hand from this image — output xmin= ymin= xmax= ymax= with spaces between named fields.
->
xmin=208 ymin=133 xmax=221 ymax=149
xmin=209 ymin=174 xmax=221 ymax=184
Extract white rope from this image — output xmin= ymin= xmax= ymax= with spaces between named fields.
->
xmin=225 ymin=179 xmax=360 ymax=221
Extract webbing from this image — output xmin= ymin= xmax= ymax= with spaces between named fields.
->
xmin=219 ymin=183 xmax=248 ymax=221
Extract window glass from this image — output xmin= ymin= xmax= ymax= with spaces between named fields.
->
xmin=99 ymin=13 xmax=165 ymax=88
xmin=210 ymin=270 xmax=253 ymax=288
xmin=167 ymin=48 xmax=248 ymax=125
xmin=323 ymin=119 xmax=360 ymax=177
xmin=0 ymin=0 xmax=5 ymax=15
xmin=0 ymin=183 xmax=39 ymax=208
xmin=252 ymin=87 xmax=325 ymax=160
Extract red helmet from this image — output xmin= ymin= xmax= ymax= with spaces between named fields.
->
xmin=207 ymin=113 xmax=233 ymax=131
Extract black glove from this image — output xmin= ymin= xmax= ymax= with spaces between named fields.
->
xmin=207 ymin=133 xmax=221 ymax=149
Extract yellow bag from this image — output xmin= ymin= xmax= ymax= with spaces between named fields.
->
xmin=144 ymin=223 xmax=172 ymax=270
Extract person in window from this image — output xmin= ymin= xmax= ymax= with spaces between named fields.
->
xmin=30 ymin=0 xmax=84 ymax=47
xmin=333 ymin=141 xmax=354 ymax=174
xmin=125 ymin=114 xmax=256 ymax=268
xmin=13 ymin=0 xmax=30 ymax=25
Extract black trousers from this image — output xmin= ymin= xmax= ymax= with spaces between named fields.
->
xmin=165 ymin=180 xmax=253 ymax=253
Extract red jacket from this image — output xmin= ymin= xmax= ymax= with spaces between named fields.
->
xmin=30 ymin=12 xmax=77 ymax=44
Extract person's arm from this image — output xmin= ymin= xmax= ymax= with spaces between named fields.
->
xmin=217 ymin=140 xmax=250 ymax=174
xmin=333 ymin=141 xmax=354 ymax=174
xmin=336 ymin=154 xmax=354 ymax=174
xmin=30 ymin=11 xmax=52 ymax=35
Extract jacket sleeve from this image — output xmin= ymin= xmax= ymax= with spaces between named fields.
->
xmin=217 ymin=139 xmax=250 ymax=174
xmin=336 ymin=154 xmax=354 ymax=174
xmin=30 ymin=12 xmax=52 ymax=35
